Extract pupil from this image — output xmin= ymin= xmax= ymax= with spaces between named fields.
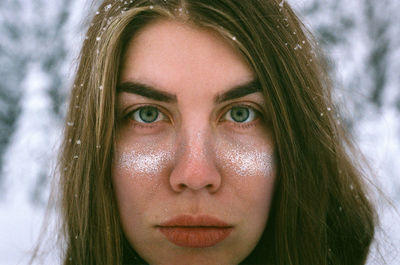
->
xmin=231 ymin=107 xmax=249 ymax=122
xmin=139 ymin=107 xmax=158 ymax=123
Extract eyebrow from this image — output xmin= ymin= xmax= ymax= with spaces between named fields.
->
xmin=117 ymin=82 xmax=177 ymax=103
xmin=117 ymin=79 xmax=261 ymax=104
xmin=214 ymin=80 xmax=261 ymax=104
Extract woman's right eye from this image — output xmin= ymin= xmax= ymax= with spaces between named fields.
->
xmin=128 ymin=106 xmax=168 ymax=124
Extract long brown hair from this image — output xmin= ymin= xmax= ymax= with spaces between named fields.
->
xmin=44 ymin=0 xmax=377 ymax=264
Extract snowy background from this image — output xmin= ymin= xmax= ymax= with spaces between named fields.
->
xmin=0 ymin=0 xmax=399 ymax=264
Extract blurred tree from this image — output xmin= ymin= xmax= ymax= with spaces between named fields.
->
xmin=0 ymin=0 xmax=75 ymax=200
xmin=293 ymin=0 xmax=399 ymax=125
xmin=363 ymin=0 xmax=391 ymax=108
xmin=1 ymin=63 xmax=59 ymax=205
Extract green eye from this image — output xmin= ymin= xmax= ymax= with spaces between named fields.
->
xmin=223 ymin=106 xmax=257 ymax=123
xmin=230 ymin=106 xmax=250 ymax=122
xmin=131 ymin=106 xmax=161 ymax=123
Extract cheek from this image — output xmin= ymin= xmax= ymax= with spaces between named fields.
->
xmin=116 ymin=148 xmax=173 ymax=176
xmin=215 ymin=136 xmax=275 ymax=181
xmin=220 ymin=135 xmax=276 ymax=197
xmin=113 ymin=136 xmax=175 ymax=181
xmin=215 ymin=136 xmax=276 ymax=218
xmin=111 ymin=142 xmax=175 ymax=218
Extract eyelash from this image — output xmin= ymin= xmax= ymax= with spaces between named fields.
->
xmin=124 ymin=104 xmax=262 ymax=129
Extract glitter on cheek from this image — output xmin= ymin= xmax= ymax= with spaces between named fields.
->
xmin=228 ymin=150 xmax=273 ymax=177
xmin=217 ymin=141 xmax=274 ymax=178
xmin=116 ymin=149 xmax=173 ymax=176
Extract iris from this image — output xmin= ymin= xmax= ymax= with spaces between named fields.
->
xmin=138 ymin=106 xmax=159 ymax=123
xmin=230 ymin=106 xmax=250 ymax=123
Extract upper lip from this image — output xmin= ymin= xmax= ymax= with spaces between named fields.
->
xmin=158 ymin=214 xmax=232 ymax=227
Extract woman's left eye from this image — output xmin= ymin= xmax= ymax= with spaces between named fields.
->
xmin=128 ymin=106 xmax=167 ymax=123
xmin=222 ymin=105 xmax=259 ymax=123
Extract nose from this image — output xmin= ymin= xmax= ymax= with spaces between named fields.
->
xmin=169 ymin=130 xmax=222 ymax=193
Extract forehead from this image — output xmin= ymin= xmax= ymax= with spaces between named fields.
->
xmin=120 ymin=19 xmax=254 ymax=95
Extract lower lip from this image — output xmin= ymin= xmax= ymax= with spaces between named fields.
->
xmin=158 ymin=227 xmax=233 ymax=248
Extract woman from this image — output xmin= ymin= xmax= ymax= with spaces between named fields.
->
xmin=47 ymin=0 xmax=376 ymax=264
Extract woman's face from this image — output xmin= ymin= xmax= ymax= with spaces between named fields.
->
xmin=113 ymin=19 xmax=276 ymax=265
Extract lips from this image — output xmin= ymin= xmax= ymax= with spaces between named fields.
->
xmin=157 ymin=215 xmax=233 ymax=248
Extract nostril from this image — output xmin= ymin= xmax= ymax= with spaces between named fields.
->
xmin=178 ymin=183 xmax=186 ymax=190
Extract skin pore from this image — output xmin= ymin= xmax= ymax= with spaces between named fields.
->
xmin=112 ymin=19 xmax=276 ymax=265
